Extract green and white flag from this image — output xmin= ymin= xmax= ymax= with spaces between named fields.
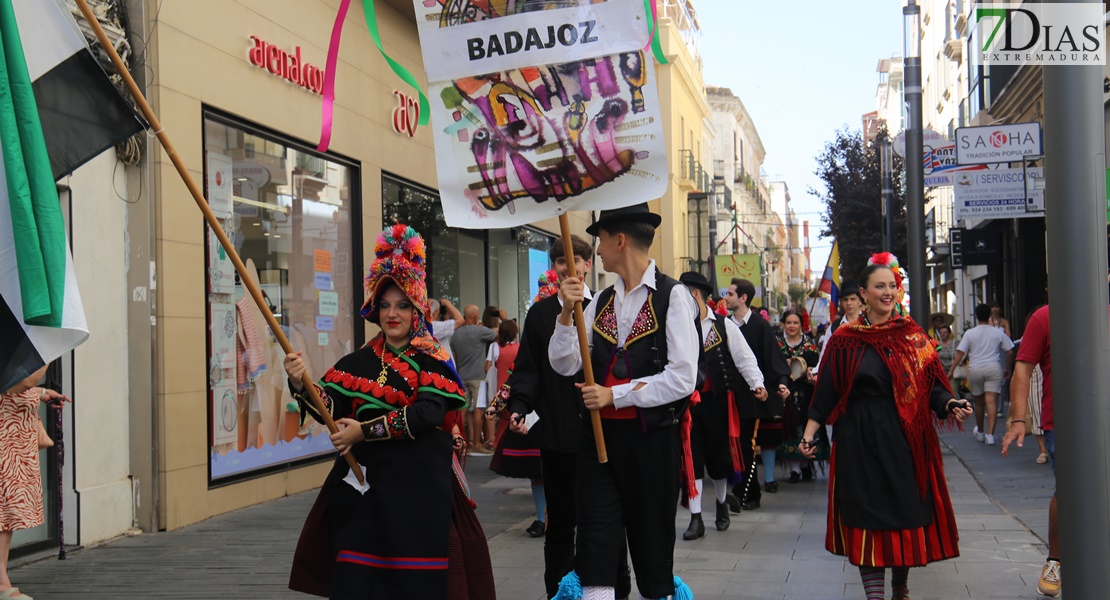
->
xmin=0 ymin=0 xmax=88 ymax=392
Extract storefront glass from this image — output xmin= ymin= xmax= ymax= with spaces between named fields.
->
xmin=203 ymin=110 xmax=361 ymax=483
xmin=382 ymin=175 xmax=553 ymax=320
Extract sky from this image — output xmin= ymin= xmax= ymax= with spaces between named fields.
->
xmin=696 ymin=0 xmax=905 ymax=283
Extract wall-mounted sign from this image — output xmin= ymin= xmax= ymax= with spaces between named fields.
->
xmin=953 ymin=167 xmax=1044 ymax=221
xmin=955 ymin=122 xmax=1043 ymax=165
xmin=392 ymin=90 xmax=420 ymax=137
xmin=248 ymin=35 xmax=323 ymax=95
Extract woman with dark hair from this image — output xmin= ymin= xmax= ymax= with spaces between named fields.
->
xmin=800 ymin=253 xmax=972 ymax=600
xmin=776 ymin=308 xmax=826 ymax=483
xmin=285 ymin=225 xmax=495 ymax=600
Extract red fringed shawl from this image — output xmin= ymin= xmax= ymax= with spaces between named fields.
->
xmin=818 ymin=315 xmax=955 ymax=501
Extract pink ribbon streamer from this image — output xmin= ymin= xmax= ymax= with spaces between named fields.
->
xmin=317 ymin=0 xmax=352 ymax=153
xmin=644 ymin=0 xmax=659 ymax=53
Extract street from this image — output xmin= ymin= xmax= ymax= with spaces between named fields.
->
xmin=11 ymin=429 xmax=1056 ymax=599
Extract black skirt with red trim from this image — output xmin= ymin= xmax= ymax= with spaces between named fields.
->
xmin=824 ymin=444 xmax=960 ymax=567
xmin=489 ymin=411 xmax=543 ymax=480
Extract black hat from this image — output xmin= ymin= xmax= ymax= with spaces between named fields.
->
xmin=679 ymin=271 xmax=714 ymax=297
xmin=839 ymin=279 xmax=860 ymax=299
xmin=586 ymin=203 xmax=662 ymax=237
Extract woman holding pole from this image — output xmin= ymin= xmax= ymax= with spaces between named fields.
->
xmin=286 ymin=225 xmax=494 ymax=599
xmin=800 ymin=254 xmax=972 ymax=600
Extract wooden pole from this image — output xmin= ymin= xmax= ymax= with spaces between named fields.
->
xmin=558 ymin=214 xmax=607 ymax=463
xmin=73 ymin=0 xmax=365 ymax=485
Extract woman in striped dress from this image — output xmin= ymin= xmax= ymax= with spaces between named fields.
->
xmin=800 ymin=256 xmax=972 ymax=600
xmin=2 ymin=365 xmax=67 ymax=600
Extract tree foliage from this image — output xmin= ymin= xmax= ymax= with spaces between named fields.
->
xmin=811 ymin=127 xmax=908 ymax=282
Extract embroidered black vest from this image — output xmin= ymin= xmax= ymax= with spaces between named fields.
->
xmin=589 ymin=271 xmax=697 ymax=431
xmin=701 ymin=317 xmax=745 ymax=400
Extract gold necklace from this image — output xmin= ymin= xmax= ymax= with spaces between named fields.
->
xmin=378 ymin=342 xmax=403 ymax=386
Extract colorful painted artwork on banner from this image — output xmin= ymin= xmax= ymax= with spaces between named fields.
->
xmin=413 ymin=0 xmax=667 ymax=228
xmin=713 ymin=253 xmax=763 ymax=308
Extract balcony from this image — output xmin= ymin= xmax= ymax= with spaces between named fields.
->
xmin=678 ymin=149 xmax=711 ymax=193
xmin=944 ymin=38 xmax=963 ymax=63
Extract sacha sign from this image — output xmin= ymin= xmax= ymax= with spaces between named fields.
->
xmin=248 ymin=36 xmax=324 ymax=95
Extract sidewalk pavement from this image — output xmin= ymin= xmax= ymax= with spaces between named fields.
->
xmin=10 ymin=430 xmax=1055 ymax=599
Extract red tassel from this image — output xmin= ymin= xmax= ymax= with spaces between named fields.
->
xmin=727 ymin=390 xmax=744 ymax=473
xmin=681 ymin=391 xmax=701 ymax=501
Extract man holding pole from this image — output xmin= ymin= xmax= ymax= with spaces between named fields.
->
xmin=722 ymin=278 xmax=791 ymax=511
xmin=505 ymin=235 xmax=632 ymax=599
xmin=549 ymin=203 xmax=699 ymax=600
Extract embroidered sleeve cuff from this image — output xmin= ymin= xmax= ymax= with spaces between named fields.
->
xmin=360 ymin=408 xmax=413 ymax=442
xmin=611 ymin=383 xmax=634 ymax=409
xmin=487 ymin=383 xmax=511 ymax=414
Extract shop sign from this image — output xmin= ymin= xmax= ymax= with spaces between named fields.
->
xmin=893 ymin=129 xmax=988 ymax=187
xmin=955 ymin=122 xmax=1043 ymax=165
xmin=392 ymin=90 xmax=420 ymax=137
xmin=248 ymin=35 xmax=323 ymax=95
xmin=953 ymin=167 xmax=1045 ymax=221
xmin=962 ymin=227 xmax=1003 ymax=265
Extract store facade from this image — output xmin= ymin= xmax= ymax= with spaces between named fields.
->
xmin=144 ymin=0 xmax=592 ymax=529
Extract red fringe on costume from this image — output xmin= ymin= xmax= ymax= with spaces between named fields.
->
xmin=680 ymin=391 xmax=701 ymax=501
xmin=820 ymin=316 xmax=957 ymax=504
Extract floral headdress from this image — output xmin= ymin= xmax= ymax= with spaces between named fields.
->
xmin=361 ymin=224 xmax=452 ymax=363
xmin=534 ymin=269 xmax=560 ymax=304
xmin=706 ymin=298 xmax=730 ymax=317
xmin=867 ymin=252 xmax=907 ymax=316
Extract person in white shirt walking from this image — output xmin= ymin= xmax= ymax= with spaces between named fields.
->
xmin=677 ymin=271 xmax=767 ymax=540
xmin=948 ymin=304 xmax=1014 ymax=445
xmin=549 ymin=203 xmax=698 ymax=600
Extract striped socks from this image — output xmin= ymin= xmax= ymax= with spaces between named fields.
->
xmin=859 ymin=566 xmax=885 ymax=600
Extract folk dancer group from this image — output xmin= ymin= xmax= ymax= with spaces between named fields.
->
xmin=280 ymin=208 xmax=972 ymax=600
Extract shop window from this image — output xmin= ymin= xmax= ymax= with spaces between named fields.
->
xmin=382 ymin=175 xmax=552 ymax=320
xmin=203 ymin=109 xmax=362 ymax=483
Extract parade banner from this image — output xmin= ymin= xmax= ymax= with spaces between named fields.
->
xmin=713 ymin=253 xmax=763 ymax=307
xmin=414 ymin=0 xmax=668 ymax=228
xmin=415 ymin=0 xmax=650 ymax=82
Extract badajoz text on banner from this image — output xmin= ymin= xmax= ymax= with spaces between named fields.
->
xmin=415 ymin=0 xmax=649 ymax=83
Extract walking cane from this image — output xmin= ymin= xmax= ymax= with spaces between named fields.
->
xmin=73 ymin=0 xmax=364 ymax=485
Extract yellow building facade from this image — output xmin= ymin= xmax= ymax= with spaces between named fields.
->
xmin=141 ymin=0 xmax=594 ymax=530
xmin=652 ymin=0 xmax=714 ymax=278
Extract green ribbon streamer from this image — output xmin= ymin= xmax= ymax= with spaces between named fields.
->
xmin=643 ymin=0 xmax=668 ymax=65
xmin=363 ymin=0 xmax=429 ymax=126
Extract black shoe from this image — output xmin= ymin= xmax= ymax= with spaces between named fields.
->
xmin=683 ymin=513 xmax=705 ymax=540
xmin=742 ymin=499 xmax=761 ymax=510
xmin=765 ymin=481 xmax=779 ymax=493
xmin=788 ymin=471 xmax=802 ymax=484
xmin=715 ymin=501 xmax=731 ymax=531
xmin=526 ymin=520 xmax=546 ymax=538
xmin=725 ymin=492 xmax=742 ymax=514
xmin=802 ymin=465 xmax=815 ymax=481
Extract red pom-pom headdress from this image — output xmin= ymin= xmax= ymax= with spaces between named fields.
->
xmin=361 ymin=224 xmax=453 ymax=363
xmin=533 ymin=269 xmax=560 ymax=304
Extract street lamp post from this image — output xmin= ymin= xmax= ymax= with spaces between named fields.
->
xmin=881 ymin=134 xmax=894 ymax=253
xmin=903 ymin=0 xmax=928 ymax=325
xmin=1042 ymin=3 xmax=1110 ymax=593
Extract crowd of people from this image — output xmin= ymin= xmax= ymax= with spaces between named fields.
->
xmin=3 ymin=208 xmax=1061 ymax=600
xmin=254 ymin=205 xmax=983 ymax=600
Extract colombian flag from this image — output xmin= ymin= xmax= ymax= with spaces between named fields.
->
xmin=818 ymin=242 xmax=840 ymax=320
